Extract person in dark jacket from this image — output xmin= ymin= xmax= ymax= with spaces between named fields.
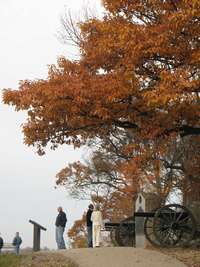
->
xmin=0 ymin=234 xmax=4 ymax=254
xmin=86 ymin=204 xmax=94 ymax=248
xmin=12 ymin=232 xmax=22 ymax=255
xmin=55 ymin=206 xmax=67 ymax=249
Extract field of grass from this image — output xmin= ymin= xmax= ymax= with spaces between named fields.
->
xmin=0 ymin=254 xmax=21 ymax=267
xmin=0 ymin=252 xmax=78 ymax=267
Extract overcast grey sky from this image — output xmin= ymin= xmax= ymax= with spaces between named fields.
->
xmin=0 ymin=0 xmax=101 ymax=249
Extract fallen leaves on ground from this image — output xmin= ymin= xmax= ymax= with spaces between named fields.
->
xmin=154 ymin=248 xmax=200 ymax=267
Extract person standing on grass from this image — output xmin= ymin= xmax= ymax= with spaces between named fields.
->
xmin=55 ymin=206 xmax=67 ymax=249
xmin=86 ymin=204 xmax=94 ymax=248
xmin=12 ymin=232 xmax=22 ymax=255
xmin=0 ymin=234 xmax=4 ymax=254
xmin=91 ymin=204 xmax=103 ymax=248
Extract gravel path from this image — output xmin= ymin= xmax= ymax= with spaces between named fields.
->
xmin=59 ymin=247 xmax=187 ymax=267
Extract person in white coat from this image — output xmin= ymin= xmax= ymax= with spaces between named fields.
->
xmin=91 ymin=204 xmax=103 ymax=248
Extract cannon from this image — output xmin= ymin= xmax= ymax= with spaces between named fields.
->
xmin=104 ymin=203 xmax=200 ymax=247
xmin=104 ymin=217 xmax=135 ymax=247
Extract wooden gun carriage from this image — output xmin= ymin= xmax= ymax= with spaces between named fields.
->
xmin=104 ymin=203 xmax=200 ymax=248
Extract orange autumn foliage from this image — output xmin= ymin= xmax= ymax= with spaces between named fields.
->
xmin=68 ymin=214 xmax=88 ymax=248
xmin=3 ymin=0 xmax=200 ymax=155
xmin=2 ymin=0 xmax=200 ymax=209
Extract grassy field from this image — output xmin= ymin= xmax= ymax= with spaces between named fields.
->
xmin=0 ymin=252 xmax=78 ymax=267
xmin=0 ymin=254 xmax=21 ymax=267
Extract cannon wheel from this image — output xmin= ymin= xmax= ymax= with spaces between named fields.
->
xmin=153 ymin=204 xmax=196 ymax=247
xmin=115 ymin=216 xmax=135 ymax=246
xmin=144 ymin=212 xmax=161 ymax=247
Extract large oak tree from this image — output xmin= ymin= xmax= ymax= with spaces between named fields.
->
xmin=2 ymin=1 xmax=200 ymax=209
xmin=3 ymin=0 xmax=200 ymax=154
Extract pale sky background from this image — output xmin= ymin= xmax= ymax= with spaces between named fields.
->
xmin=0 ymin=0 xmax=102 ymax=249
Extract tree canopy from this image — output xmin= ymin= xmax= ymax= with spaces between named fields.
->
xmin=2 ymin=0 xmax=200 ymax=205
xmin=3 ymin=0 xmax=200 ymax=154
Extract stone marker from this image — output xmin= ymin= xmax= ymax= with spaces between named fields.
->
xmin=135 ymin=192 xmax=160 ymax=248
